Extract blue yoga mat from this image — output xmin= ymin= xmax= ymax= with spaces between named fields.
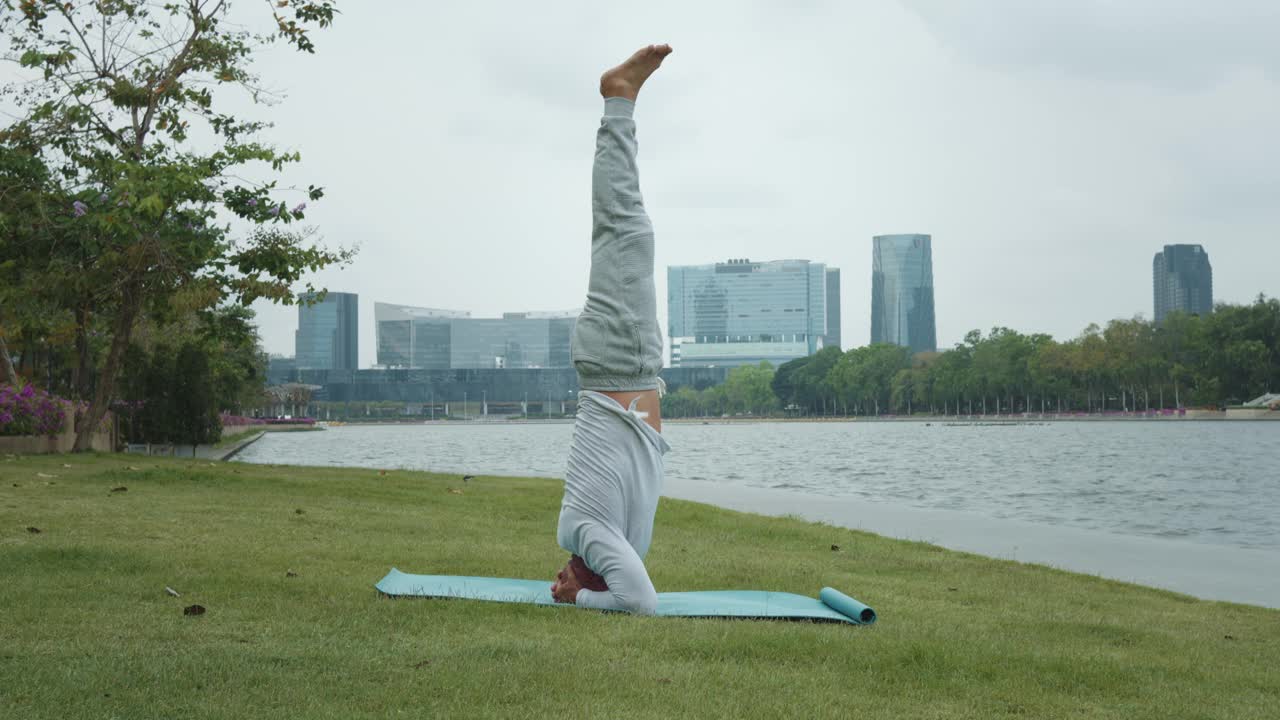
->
xmin=375 ymin=568 xmax=876 ymax=625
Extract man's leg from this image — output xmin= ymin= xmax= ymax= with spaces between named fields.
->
xmin=571 ymin=45 xmax=673 ymax=432
xmin=553 ymin=46 xmax=674 ymax=608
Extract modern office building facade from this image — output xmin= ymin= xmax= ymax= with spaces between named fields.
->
xmin=375 ymin=302 xmax=577 ymax=370
xmin=1153 ymin=244 xmax=1213 ymax=322
xmin=295 ymin=291 xmax=358 ymax=370
xmin=825 ymin=266 xmax=842 ymax=350
xmin=667 ymin=259 xmax=840 ymax=367
xmin=266 ymin=355 xmax=297 ymax=386
xmin=870 ymin=234 xmax=936 ymax=354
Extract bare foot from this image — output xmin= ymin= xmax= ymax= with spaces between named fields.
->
xmin=600 ymin=44 xmax=673 ymax=102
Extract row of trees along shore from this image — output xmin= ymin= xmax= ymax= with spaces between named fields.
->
xmin=662 ymin=298 xmax=1280 ymax=419
xmin=0 ymin=1 xmax=352 ymax=449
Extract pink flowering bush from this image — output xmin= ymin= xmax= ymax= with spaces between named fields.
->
xmin=0 ymin=384 xmax=70 ymax=437
xmin=220 ymin=414 xmax=267 ymax=427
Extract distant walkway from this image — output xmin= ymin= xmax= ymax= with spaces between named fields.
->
xmin=125 ymin=430 xmax=271 ymax=461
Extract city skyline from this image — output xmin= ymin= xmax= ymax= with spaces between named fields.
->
xmin=236 ymin=2 xmax=1279 ymax=366
xmin=275 ymin=240 xmax=1237 ymax=370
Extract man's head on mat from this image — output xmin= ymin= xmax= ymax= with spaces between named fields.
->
xmin=551 ymin=555 xmax=608 ymax=603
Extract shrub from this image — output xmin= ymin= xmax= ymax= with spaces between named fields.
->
xmin=0 ymin=384 xmax=70 ymax=437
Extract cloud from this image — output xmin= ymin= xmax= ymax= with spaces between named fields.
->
xmin=902 ymin=0 xmax=1280 ymax=90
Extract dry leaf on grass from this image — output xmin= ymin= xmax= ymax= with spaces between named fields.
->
xmin=448 ymin=488 xmax=464 ymax=495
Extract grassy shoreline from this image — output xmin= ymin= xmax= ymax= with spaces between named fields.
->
xmin=2 ymin=453 xmax=1277 ymax=718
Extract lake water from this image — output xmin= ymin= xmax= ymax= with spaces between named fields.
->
xmin=234 ymin=420 xmax=1280 ymax=552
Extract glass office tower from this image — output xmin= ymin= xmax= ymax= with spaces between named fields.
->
xmin=374 ymin=303 xmax=577 ymax=369
xmin=1153 ymin=244 xmax=1213 ymax=322
xmin=870 ymin=234 xmax=936 ymax=354
xmin=295 ymin=291 xmax=358 ymax=370
xmin=667 ymin=259 xmax=839 ymax=367
xmin=825 ymin=266 xmax=842 ymax=350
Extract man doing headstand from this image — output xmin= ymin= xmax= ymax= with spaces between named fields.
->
xmin=550 ymin=44 xmax=674 ymax=615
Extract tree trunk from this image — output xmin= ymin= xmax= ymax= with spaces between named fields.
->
xmin=73 ymin=305 xmax=92 ymax=400
xmin=0 ymin=333 xmax=17 ymax=386
xmin=73 ymin=286 xmax=142 ymax=452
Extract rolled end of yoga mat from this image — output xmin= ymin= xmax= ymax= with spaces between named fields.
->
xmin=819 ymin=587 xmax=877 ymax=624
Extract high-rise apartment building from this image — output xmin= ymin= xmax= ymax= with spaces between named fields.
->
xmin=1153 ymin=244 xmax=1213 ymax=322
xmin=870 ymin=234 xmax=936 ymax=354
xmin=375 ymin=302 xmax=577 ymax=369
xmin=667 ymin=258 xmax=840 ymax=367
xmin=295 ymin=291 xmax=358 ymax=370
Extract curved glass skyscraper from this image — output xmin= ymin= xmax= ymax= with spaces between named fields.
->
xmin=871 ymin=234 xmax=936 ymax=353
xmin=1153 ymin=244 xmax=1212 ymax=322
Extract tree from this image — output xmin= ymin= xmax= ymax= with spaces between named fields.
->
xmin=1 ymin=0 xmax=351 ymax=451
xmin=663 ymin=386 xmax=700 ymax=418
xmin=794 ymin=346 xmax=842 ymax=414
xmin=724 ymin=361 xmax=777 ymax=415
xmin=829 ymin=344 xmax=910 ymax=415
xmin=171 ymin=342 xmax=220 ymax=451
xmin=772 ymin=355 xmax=810 ymax=412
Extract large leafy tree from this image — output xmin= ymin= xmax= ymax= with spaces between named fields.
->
xmin=0 ymin=0 xmax=353 ymax=450
xmin=724 ymin=361 xmax=776 ymax=415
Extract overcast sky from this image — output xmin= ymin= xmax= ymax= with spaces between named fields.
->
xmin=236 ymin=0 xmax=1280 ymax=365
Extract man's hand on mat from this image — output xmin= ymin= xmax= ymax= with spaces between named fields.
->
xmin=551 ymin=562 xmax=583 ymax=604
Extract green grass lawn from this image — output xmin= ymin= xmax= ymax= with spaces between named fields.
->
xmin=2 ymin=453 xmax=1276 ymax=719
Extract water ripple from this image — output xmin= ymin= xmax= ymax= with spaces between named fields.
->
xmin=233 ymin=420 xmax=1280 ymax=550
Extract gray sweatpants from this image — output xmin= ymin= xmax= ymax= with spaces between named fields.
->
xmin=571 ymin=97 xmax=663 ymax=392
